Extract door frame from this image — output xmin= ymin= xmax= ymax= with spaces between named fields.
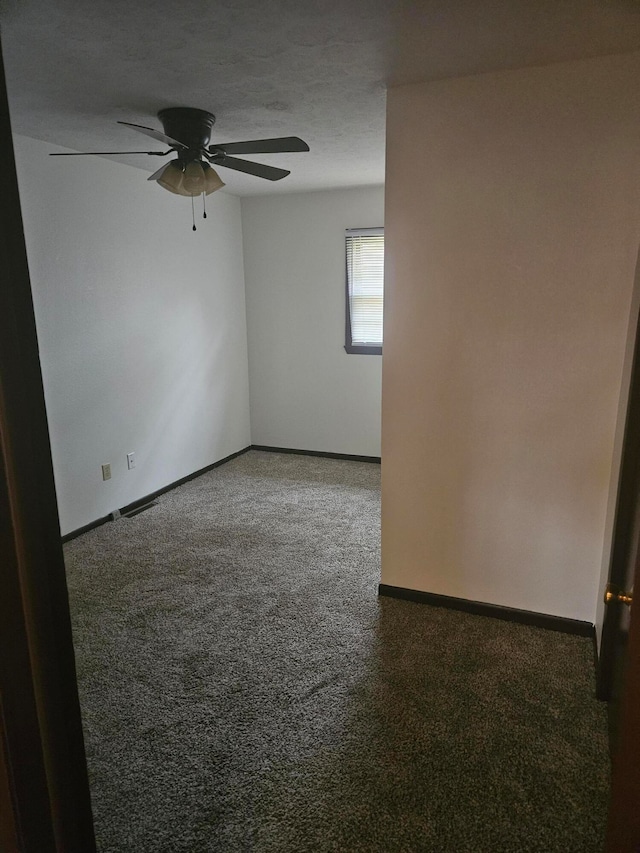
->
xmin=0 ymin=38 xmax=96 ymax=853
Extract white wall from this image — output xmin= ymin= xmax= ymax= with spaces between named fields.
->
xmin=15 ymin=135 xmax=250 ymax=536
xmin=382 ymin=52 xmax=640 ymax=623
xmin=242 ymin=187 xmax=384 ymax=457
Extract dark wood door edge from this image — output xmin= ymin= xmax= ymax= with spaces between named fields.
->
xmin=598 ymin=247 xmax=640 ymax=702
xmin=0 ymin=697 xmax=21 ymax=853
xmin=605 ymin=546 xmax=640 ymax=851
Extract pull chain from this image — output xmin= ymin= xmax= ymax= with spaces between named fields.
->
xmin=203 ymin=192 xmax=207 ymax=219
xmin=191 ymin=196 xmax=196 ymax=231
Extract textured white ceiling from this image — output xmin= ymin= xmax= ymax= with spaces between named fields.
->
xmin=2 ymin=0 xmax=640 ymax=196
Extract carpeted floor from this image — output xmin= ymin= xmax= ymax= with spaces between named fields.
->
xmin=63 ymin=450 xmax=610 ymax=852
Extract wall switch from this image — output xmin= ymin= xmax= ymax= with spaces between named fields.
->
xmin=127 ymin=452 xmax=136 ymax=470
xmin=101 ymin=463 xmax=111 ymax=481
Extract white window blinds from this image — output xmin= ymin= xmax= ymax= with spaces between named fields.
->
xmin=346 ymin=228 xmax=384 ymax=348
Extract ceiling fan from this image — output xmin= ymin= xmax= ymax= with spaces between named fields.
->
xmin=49 ymin=107 xmax=310 ymax=199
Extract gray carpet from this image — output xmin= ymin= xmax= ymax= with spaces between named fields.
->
xmin=63 ymin=450 xmax=610 ymax=852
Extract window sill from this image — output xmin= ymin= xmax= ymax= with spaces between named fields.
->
xmin=344 ymin=344 xmax=382 ymax=356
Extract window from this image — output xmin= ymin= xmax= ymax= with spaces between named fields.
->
xmin=345 ymin=227 xmax=384 ymax=355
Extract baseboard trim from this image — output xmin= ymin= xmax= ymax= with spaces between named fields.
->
xmin=61 ymin=514 xmax=112 ymax=543
xmin=61 ymin=446 xmax=252 ymax=543
xmin=378 ymin=584 xmax=595 ymax=638
xmin=251 ymin=445 xmax=381 ymax=464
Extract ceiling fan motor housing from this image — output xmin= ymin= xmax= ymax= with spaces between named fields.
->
xmin=158 ymin=107 xmax=216 ymax=159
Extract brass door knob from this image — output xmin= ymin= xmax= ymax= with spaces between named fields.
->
xmin=604 ymin=584 xmax=633 ymax=607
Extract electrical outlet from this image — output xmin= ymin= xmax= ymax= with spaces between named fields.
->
xmin=101 ymin=463 xmax=111 ymax=481
xmin=127 ymin=452 xmax=136 ymax=470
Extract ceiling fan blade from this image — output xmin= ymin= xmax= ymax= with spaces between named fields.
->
xmin=49 ymin=150 xmax=168 ymax=156
xmin=117 ymin=121 xmax=187 ymax=149
xmin=211 ymin=155 xmax=290 ymax=181
xmin=211 ymin=136 xmax=309 ymax=156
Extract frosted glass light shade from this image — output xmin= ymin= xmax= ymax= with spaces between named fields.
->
xmin=203 ymin=164 xmax=225 ymax=195
xmin=153 ymin=159 xmax=225 ymax=196
xmin=156 ymin=160 xmax=188 ymax=195
xmin=183 ymin=160 xmax=205 ymax=193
